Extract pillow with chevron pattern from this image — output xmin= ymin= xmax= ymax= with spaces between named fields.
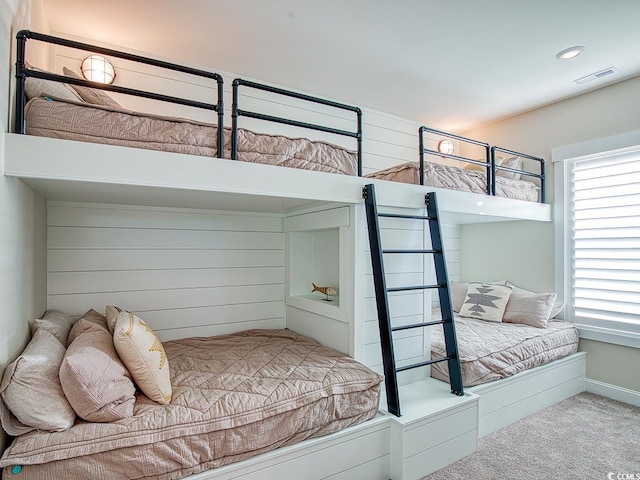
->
xmin=112 ymin=310 xmax=172 ymax=405
xmin=458 ymin=283 xmax=512 ymax=322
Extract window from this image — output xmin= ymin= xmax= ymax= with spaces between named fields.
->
xmin=554 ymin=132 xmax=640 ymax=348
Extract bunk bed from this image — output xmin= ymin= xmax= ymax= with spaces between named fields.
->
xmin=0 ymin=311 xmax=382 ymax=479
xmin=1 ymin=30 xmax=580 ymax=480
xmin=14 ymin=31 xmax=547 ymax=207
xmin=366 ymin=127 xmax=546 ymax=203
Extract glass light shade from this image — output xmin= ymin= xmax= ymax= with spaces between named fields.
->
xmin=438 ymin=139 xmax=454 ymax=155
xmin=81 ymin=55 xmax=116 ymax=84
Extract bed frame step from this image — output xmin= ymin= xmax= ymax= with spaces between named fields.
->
xmin=363 ymin=184 xmax=464 ymax=417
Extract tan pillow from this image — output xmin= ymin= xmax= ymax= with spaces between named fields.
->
xmin=459 ymin=283 xmax=512 ymax=322
xmin=503 ymin=290 xmax=557 ymax=328
xmin=68 ymin=308 xmax=109 ymax=344
xmin=113 ymin=311 xmax=172 ymax=405
xmin=63 ymin=66 xmax=121 ymax=108
xmin=31 ymin=309 xmax=76 ymax=347
xmin=0 ymin=329 xmax=76 ymax=432
xmin=105 ymin=304 xmax=124 ymax=334
xmin=60 ymin=317 xmax=136 ymax=422
xmin=24 ymin=63 xmax=84 ymax=103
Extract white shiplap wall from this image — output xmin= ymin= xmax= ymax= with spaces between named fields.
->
xmin=47 ymin=202 xmax=285 ymax=341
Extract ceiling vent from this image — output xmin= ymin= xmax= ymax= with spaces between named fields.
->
xmin=573 ymin=67 xmax=620 ymax=85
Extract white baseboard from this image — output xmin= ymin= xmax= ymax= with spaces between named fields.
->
xmin=586 ymin=379 xmax=640 ymax=407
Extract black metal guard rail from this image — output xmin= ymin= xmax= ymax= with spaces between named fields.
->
xmin=231 ymin=78 xmax=363 ymax=176
xmin=419 ymin=126 xmax=546 ymax=203
xmin=15 ymin=30 xmax=225 ymax=158
xmin=491 ymin=146 xmax=545 ymax=204
xmin=419 ymin=126 xmax=491 ymax=194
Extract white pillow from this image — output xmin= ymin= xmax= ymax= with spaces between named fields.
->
xmin=459 ymin=283 xmax=512 ymax=322
xmin=0 ymin=329 xmax=76 ymax=433
xmin=112 ymin=310 xmax=172 ymax=405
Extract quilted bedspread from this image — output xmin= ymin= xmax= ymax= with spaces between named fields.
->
xmin=0 ymin=329 xmax=382 ymax=480
xmin=366 ymin=160 xmax=540 ymax=202
xmin=25 ymin=98 xmax=358 ymax=176
xmin=431 ymin=315 xmax=579 ymax=387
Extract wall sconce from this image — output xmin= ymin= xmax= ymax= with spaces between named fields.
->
xmin=438 ymin=139 xmax=454 ymax=155
xmin=81 ymin=55 xmax=116 ymax=84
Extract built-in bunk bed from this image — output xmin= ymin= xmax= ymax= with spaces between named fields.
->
xmin=1 ymin=30 xmax=585 ymax=480
xmin=367 ymin=126 xmax=546 ymax=204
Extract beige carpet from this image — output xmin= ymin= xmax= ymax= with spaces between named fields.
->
xmin=424 ymin=392 xmax=640 ymax=480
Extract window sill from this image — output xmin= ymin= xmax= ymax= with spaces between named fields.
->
xmin=576 ymin=324 xmax=640 ymax=349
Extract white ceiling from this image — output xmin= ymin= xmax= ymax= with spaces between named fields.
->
xmin=42 ymin=0 xmax=640 ymax=131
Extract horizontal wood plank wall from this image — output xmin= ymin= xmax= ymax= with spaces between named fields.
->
xmin=47 ymin=202 xmax=285 ymax=341
xmin=52 ymin=41 xmax=456 ymax=177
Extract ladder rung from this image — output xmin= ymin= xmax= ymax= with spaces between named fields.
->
xmin=391 ymin=319 xmax=447 ymax=332
xmin=378 ymin=213 xmax=436 ymax=221
xmin=387 ymin=284 xmax=442 ymax=292
xmin=396 ymin=355 xmax=454 ymax=373
xmin=382 ymin=249 xmax=441 ymax=254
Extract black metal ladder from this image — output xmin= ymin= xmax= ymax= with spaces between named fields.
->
xmin=363 ymin=184 xmax=464 ymax=417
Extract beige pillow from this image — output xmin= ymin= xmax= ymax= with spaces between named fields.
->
xmin=450 ymin=282 xmax=469 ymax=313
xmin=63 ymin=66 xmax=121 ymax=108
xmin=496 ymin=156 xmax=523 ymax=180
xmin=105 ymin=304 xmax=124 ymax=334
xmin=459 ymin=283 xmax=512 ymax=322
xmin=113 ymin=311 xmax=172 ymax=405
xmin=506 ymin=282 xmax=563 ymax=322
xmin=0 ymin=329 xmax=76 ymax=432
xmin=60 ymin=317 xmax=136 ymax=422
xmin=31 ymin=309 xmax=76 ymax=347
xmin=503 ymin=290 xmax=557 ymax=328
xmin=462 ymin=162 xmax=487 ymax=173
xmin=24 ymin=63 xmax=84 ymax=103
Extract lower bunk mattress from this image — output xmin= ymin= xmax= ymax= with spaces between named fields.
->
xmin=0 ymin=329 xmax=382 ymax=480
xmin=366 ymin=160 xmax=540 ymax=202
xmin=431 ymin=315 xmax=579 ymax=387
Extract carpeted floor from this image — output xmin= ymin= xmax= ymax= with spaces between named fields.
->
xmin=423 ymin=392 xmax=640 ymax=480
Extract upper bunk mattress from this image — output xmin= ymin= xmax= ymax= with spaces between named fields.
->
xmin=366 ymin=161 xmax=540 ymax=202
xmin=0 ymin=329 xmax=382 ymax=480
xmin=430 ymin=315 xmax=579 ymax=387
xmin=24 ymin=97 xmax=358 ymax=176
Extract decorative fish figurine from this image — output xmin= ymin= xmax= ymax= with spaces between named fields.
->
xmin=311 ymin=283 xmax=338 ymax=301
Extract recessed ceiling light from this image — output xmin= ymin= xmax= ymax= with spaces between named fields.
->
xmin=556 ymin=46 xmax=585 ymax=60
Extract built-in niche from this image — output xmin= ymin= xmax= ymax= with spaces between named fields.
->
xmin=284 ymin=206 xmax=350 ymax=322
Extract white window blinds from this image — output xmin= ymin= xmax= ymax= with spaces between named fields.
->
xmin=571 ymin=150 xmax=640 ymax=333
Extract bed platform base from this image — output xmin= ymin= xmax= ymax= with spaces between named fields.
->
xmin=468 ymin=351 xmax=587 ymax=437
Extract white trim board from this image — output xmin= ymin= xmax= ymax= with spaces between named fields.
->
xmin=468 ymin=352 xmax=587 ymax=437
xmin=585 ymin=379 xmax=640 ymax=408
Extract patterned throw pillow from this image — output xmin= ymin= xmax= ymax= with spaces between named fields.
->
xmin=458 ymin=283 xmax=512 ymax=322
xmin=112 ymin=310 xmax=172 ymax=405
